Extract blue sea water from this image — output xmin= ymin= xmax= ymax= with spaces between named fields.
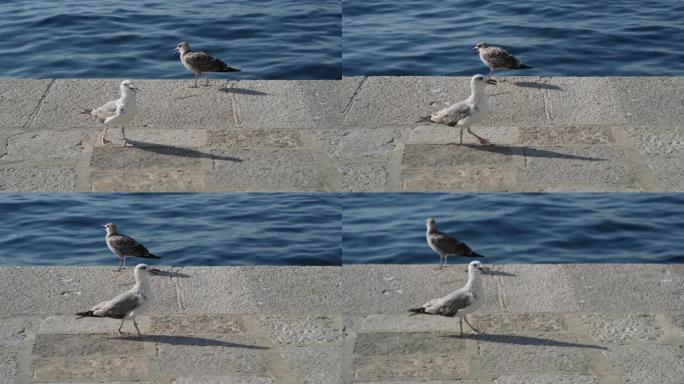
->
xmin=0 ymin=193 xmax=341 ymax=266
xmin=343 ymin=0 xmax=684 ymax=76
xmin=0 ymin=0 xmax=341 ymax=80
xmin=342 ymin=193 xmax=684 ymax=264
xmin=0 ymin=193 xmax=682 ymax=266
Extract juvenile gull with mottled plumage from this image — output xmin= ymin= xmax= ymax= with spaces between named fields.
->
xmin=409 ymin=260 xmax=490 ymax=336
xmin=417 ymin=74 xmax=496 ymax=145
xmin=174 ymin=41 xmax=240 ymax=87
xmin=474 ymin=42 xmax=532 ymax=80
xmin=104 ymin=223 xmax=161 ymax=272
xmin=426 ymin=218 xmax=484 ymax=269
xmin=76 ymin=263 xmax=159 ymax=337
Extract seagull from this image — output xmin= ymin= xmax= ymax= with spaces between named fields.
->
xmin=417 ymin=74 xmax=496 ymax=145
xmin=81 ymin=80 xmax=138 ymax=147
xmin=104 ymin=223 xmax=161 ymax=272
xmin=426 ymin=218 xmax=484 ymax=269
xmin=174 ymin=41 xmax=240 ymax=87
xmin=474 ymin=42 xmax=532 ymax=80
xmin=409 ymin=260 xmax=491 ymax=336
xmin=76 ymin=263 xmax=159 ymax=337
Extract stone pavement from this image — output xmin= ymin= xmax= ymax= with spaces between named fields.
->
xmin=1 ymin=264 xmax=683 ymax=383
xmin=1 ymin=77 xmax=683 ymax=192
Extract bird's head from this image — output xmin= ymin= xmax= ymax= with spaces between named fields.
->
xmin=121 ymin=80 xmax=138 ymax=94
xmin=103 ymin=223 xmax=118 ymax=234
xmin=473 ymin=41 xmax=489 ymax=51
xmin=467 ymin=260 xmax=491 ymax=275
xmin=174 ymin=41 xmax=190 ymax=55
xmin=472 ymin=74 xmax=497 ymax=87
xmin=425 ymin=217 xmax=437 ymax=230
xmin=135 ymin=263 xmax=161 ymax=276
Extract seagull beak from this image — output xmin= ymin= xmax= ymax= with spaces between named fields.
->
xmin=479 ymin=266 xmax=492 ymax=275
xmin=131 ymin=86 xmax=138 ymax=93
xmin=486 ymin=79 xmax=497 ymax=85
xmin=473 ymin=46 xmax=478 ymax=51
xmin=173 ymin=47 xmax=179 ymax=54
xmin=148 ymin=268 xmax=161 ymax=275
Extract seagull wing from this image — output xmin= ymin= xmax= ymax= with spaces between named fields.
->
xmin=184 ymin=51 xmax=236 ymax=73
xmin=437 ymin=289 xmax=474 ymax=316
xmin=431 ymin=101 xmax=472 ymax=126
xmin=108 ymin=234 xmax=151 ymax=257
xmin=429 ymin=231 xmax=470 ymax=256
xmin=89 ymin=100 xmax=118 ymax=123
xmin=91 ymin=290 xmax=143 ymax=319
xmin=482 ymin=47 xmax=521 ymax=69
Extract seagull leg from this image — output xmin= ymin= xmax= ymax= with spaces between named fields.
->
xmin=122 ymin=257 xmax=127 ymax=269
xmin=192 ymin=74 xmax=198 ymax=88
xmin=101 ymin=126 xmax=112 ymax=145
xmin=113 ymin=257 xmax=123 ymax=272
xmin=464 ymin=315 xmax=480 ymax=335
xmin=459 ymin=317 xmax=463 ymax=336
xmin=117 ymin=319 xmax=125 ymax=336
xmin=204 ymin=73 xmax=210 ymax=86
xmin=459 ymin=127 xmax=464 ymax=145
xmin=121 ymin=126 xmax=130 ymax=147
xmin=467 ymin=127 xmax=491 ymax=145
xmin=133 ymin=319 xmax=142 ymax=338
xmin=444 ymin=255 xmax=448 ymax=268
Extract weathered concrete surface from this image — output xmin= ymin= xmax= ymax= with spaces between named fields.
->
xmin=1 ymin=78 xmax=682 ymax=191
xmin=1 ymin=265 xmax=683 ymax=383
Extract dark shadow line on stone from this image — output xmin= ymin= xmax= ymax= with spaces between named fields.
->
xmin=151 ymin=269 xmax=191 ymax=278
xmin=219 ymin=87 xmax=269 ymax=96
xmin=126 ymin=140 xmax=242 ymax=162
xmin=462 ymin=144 xmax=604 ymax=161
xmin=121 ymin=335 xmax=269 ymax=349
xmin=513 ymin=81 xmax=563 ymax=91
xmin=457 ymin=333 xmax=607 ymax=350
xmin=487 ymin=270 xmax=517 ymax=277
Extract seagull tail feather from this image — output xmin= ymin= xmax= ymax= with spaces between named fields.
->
xmin=142 ymin=253 xmax=161 ymax=259
xmin=219 ymin=66 xmax=241 ymax=72
xmin=516 ymin=64 xmax=533 ymax=69
xmin=416 ymin=115 xmax=434 ymax=124
xmin=471 ymin=252 xmax=485 ymax=258
xmin=81 ymin=109 xmax=93 ymax=115
xmin=408 ymin=307 xmax=428 ymax=316
xmin=75 ymin=310 xmax=96 ymax=318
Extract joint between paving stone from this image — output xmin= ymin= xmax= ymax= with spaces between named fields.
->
xmin=654 ymin=313 xmax=684 ymax=347
xmin=386 ymin=127 xmax=408 ymax=191
xmin=301 ymin=131 xmax=342 ymax=191
xmin=342 ymin=76 xmax=367 ymax=116
xmin=24 ymin=79 xmax=55 ymax=130
xmin=564 ymin=313 xmax=626 ymax=384
xmin=542 ymin=77 xmax=554 ymax=121
xmin=611 ymin=126 xmax=663 ymax=192
xmin=16 ymin=318 xmax=38 ymax=384
xmin=242 ymin=315 xmax=301 ymax=384
xmin=227 ymin=80 xmax=243 ymax=127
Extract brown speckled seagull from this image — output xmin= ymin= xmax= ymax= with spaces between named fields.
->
xmin=425 ymin=218 xmax=484 ymax=269
xmin=174 ymin=41 xmax=240 ymax=87
xmin=104 ymin=223 xmax=161 ymax=271
xmin=474 ymin=42 xmax=532 ymax=80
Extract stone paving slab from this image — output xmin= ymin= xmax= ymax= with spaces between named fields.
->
xmin=278 ymin=345 xmax=341 ymax=384
xmin=601 ymin=343 xmax=684 ymax=384
xmin=32 ymin=356 xmax=152 ymax=382
xmin=0 ymin=352 xmax=18 ymax=384
xmin=0 ymin=79 xmax=52 ymax=129
xmin=339 ymin=162 xmax=389 ymax=192
xmin=0 ymin=164 xmax=76 ymax=192
xmin=354 ymin=354 xmax=471 ymax=381
xmin=0 ymin=318 xmax=28 ymax=347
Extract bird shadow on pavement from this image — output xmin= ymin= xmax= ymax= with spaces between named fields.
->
xmin=513 ymin=81 xmax=563 ymax=91
xmin=126 ymin=140 xmax=242 ymax=162
xmin=462 ymin=144 xmax=604 ymax=161
xmin=457 ymin=333 xmax=607 ymax=350
xmin=121 ymin=335 xmax=269 ymax=349
xmin=219 ymin=87 xmax=269 ymax=96
xmin=487 ymin=269 xmax=517 ymax=277
xmin=151 ymin=269 xmax=191 ymax=278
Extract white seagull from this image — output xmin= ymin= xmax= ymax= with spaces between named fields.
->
xmin=426 ymin=218 xmax=484 ymax=269
xmin=409 ymin=260 xmax=491 ymax=336
xmin=104 ymin=223 xmax=161 ymax=272
xmin=76 ymin=263 xmax=159 ymax=337
xmin=417 ymin=74 xmax=496 ymax=145
xmin=82 ymin=80 xmax=138 ymax=147
xmin=174 ymin=41 xmax=241 ymax=87
xmin=474 ymin=42 xmax=532 ymax=80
